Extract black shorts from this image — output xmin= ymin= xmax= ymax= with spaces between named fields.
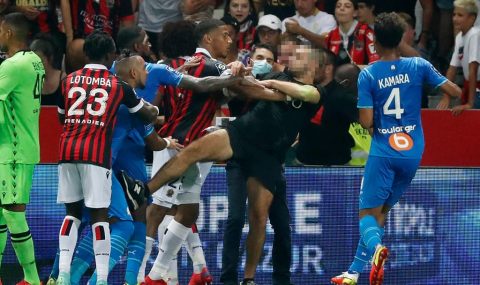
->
xmin=227 ymin=126 xmax=283 ymax=194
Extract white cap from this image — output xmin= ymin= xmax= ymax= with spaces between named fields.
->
xmin=257 ymin=14 xmax=282 ymax=31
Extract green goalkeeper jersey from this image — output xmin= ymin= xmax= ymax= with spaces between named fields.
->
xmin=0 ymin=50 xmax=45 ymax=164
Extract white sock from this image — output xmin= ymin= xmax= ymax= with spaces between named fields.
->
xmin=166 ymin=256 xmax=178 ymax=284
xmin=186 ymin=224 xmax=206 ymax=273
xmin=137 ymin=236 xmax=155 ymax=283
xmin=92 ymin=222 xmax=110 ymax=282
xmin=149 ymin=219 xmax=190 ymax=280
xmin=158 ymin=215 xmax=174 ymax=244
xmin=59 ymin=215 xmax=81 ymax=274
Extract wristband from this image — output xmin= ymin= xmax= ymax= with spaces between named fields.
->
xmin=163 ymin=138 xmax=171 ymax=148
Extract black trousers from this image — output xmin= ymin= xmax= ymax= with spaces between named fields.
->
xmin=220 ymin=160 xmax=292 ymax=285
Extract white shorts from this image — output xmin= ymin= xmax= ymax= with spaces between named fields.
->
xmin=57 ymin=163 xmax=112 ymax=209
xmin=151 ymin=149 xmax=212 ymax=207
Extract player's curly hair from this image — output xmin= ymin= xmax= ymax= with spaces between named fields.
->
xmin=158 ymin=20 xmax=196 ymax=59
xmin=374 ymin=12 xmax=406 ymax=49
xmin=83 ymin=30 xmax=116 ymax=61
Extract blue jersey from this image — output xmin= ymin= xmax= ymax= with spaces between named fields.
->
xmin=358 ymin=57 xmax=446 ymax=159
xmin=109 ymin=106 xmax=154 ymax=221
xmin=135 ymin=62 xmax=183 ymax=103
xmin=111 ymin=105 xmax=154 ymax=163
xmin=110 ymin=61 xmax=183 ymax=102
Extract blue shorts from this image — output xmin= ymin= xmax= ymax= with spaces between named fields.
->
xmin=108 ymin=174 xmax=133 ymax=222
xmin=359 ymin=156 xmax=421 ymax=210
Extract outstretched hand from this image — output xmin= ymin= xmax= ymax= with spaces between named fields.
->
xmin=165 ymin=136 xmax=184 ymax=151
xmin=177 ymin=56 xmax=202 ymax=73
xmin=227 ymin=61 xmax=251 ymax=77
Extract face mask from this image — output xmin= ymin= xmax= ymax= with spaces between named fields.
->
xmin=251 ymin=59 xmax=272 ymax=77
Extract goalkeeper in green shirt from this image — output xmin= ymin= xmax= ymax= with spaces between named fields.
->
xmin=0 ymin=13 xmax=45 ymax=285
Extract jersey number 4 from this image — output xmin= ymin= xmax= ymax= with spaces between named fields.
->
xmin=33 ymin=73 xmax=45 ymax=100
xmin=68 ymin=87 xmax=109 ymax=116
xmin=383 ymin=87 xmax=404 ymax=119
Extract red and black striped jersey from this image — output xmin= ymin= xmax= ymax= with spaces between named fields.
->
xmin=237 ymin=25 xmax=256 ymax=51
xmin=70 ymin=0 xmax=134 ymax=38
xmin=159 ymin=57 xmax=187 ymax=121
xmin=58 ymin=64 xmax=142 ymax=169
xmin=160 ymin=49 xmax=227 ymax=145
xmin=326 ymin=22 xmax=379 ymax=66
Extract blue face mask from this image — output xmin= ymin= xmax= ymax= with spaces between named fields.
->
xmin=251 ymin=59 xmax=273 ymax=77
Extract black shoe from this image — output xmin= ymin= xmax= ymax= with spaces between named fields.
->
xmin=117 ymin=170 xmax=146 ymax=211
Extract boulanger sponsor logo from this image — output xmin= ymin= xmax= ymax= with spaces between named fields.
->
xmin=378 ymin=125 xmax=416 ymax=151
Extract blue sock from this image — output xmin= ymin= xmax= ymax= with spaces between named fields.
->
xmin=50 ymin=221 xmax=87 ymax=280
xmin=50 ymin=248 xmax=60 ymax=279
xmin=348 ymin=239 xmax=369 ymax=273
xmin=89 ymin=220 xmax=134 ymax=284
xmin=124 ymin=221 xmax=146 ymax=285
xmin=70 ymin=230 xmax=94 ymax=285
xmin=359 ymin=215 xmax=382 ymax=254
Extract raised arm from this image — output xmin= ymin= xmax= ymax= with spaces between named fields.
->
xmin=259 ymin=79 xmax=320 ymax=103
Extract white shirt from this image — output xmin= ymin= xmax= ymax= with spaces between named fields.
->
xmin=450 ymin=26 xmax=480 ymax=80
xmin=281 ymin=9 xmax=337 ymax=43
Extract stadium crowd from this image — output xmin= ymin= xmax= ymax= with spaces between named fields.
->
xmin=0 ymin=0 xmax=477 ymax=284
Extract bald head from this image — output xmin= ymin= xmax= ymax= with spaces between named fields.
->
xmin=334 ymin=63 xmax=361 ymax=92
xmin=115 ymin=55 xmax=147 ymax=89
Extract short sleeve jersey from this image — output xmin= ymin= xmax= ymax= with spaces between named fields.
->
xmin=160 ymin=48 xmax=227 ymax=145
xmin=58 ymin=64 xmax=142 ymax=169
xmin=0 ymin=51 xmax=45 ymax=164
xmin=135 ymin=62 xmax=183 ymax=103
xmin=358 ymin=57 xmax=447 ymax=159
xmin=111 ymin=105 xmax=154 ymax=164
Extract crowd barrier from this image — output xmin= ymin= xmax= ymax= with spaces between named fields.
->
xmin=1 ymin=165 xmax=478 ymax=284
xmin=39 ymin=107 xmax=480 ymax=166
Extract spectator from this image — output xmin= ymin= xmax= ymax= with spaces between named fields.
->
xmin=13 ymin=0 xmax=64 ymax=42
xmin=221 ymin=45 xmax=291 ymax=285
xmin=375 ymin=0 xmax=433 ymax=52
xmin=437 ymin=0 xmax=480 ymax=115
xmin=357 ymin=0 xmax=375 ymax=29
xmin=435 ymin=0 xmax=455 ymax=72
xmin=256 ymin=14 xmax=282 ymax=49
xmin=325 ymin=0 xmax=378 ymax=66
xmin=61 ymin=0 xmax=135 ymax=73
xmin=116 ymin=26 xmax=155 ymax=62
xmin=30 ymin=33 xmax=65 ymax=106
xmin=138 ymin=0 xmax=182 ymax=58
xmin=181 ymin=0 xmax=216 ymax=23
xmin=282 ymin=0 xmax=336 ymax=47
xmin=296 ymin=52 xmax=357 ymax=166
xmin=276 ymin=32 xmax=301 ymax=72
xmin=252 ymin=0 xmax=296 ymax=20
xmin=220 ymin=14 xmax=242 ymax=64
xmin=224 ymin=0 xmax=258 ymax=52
